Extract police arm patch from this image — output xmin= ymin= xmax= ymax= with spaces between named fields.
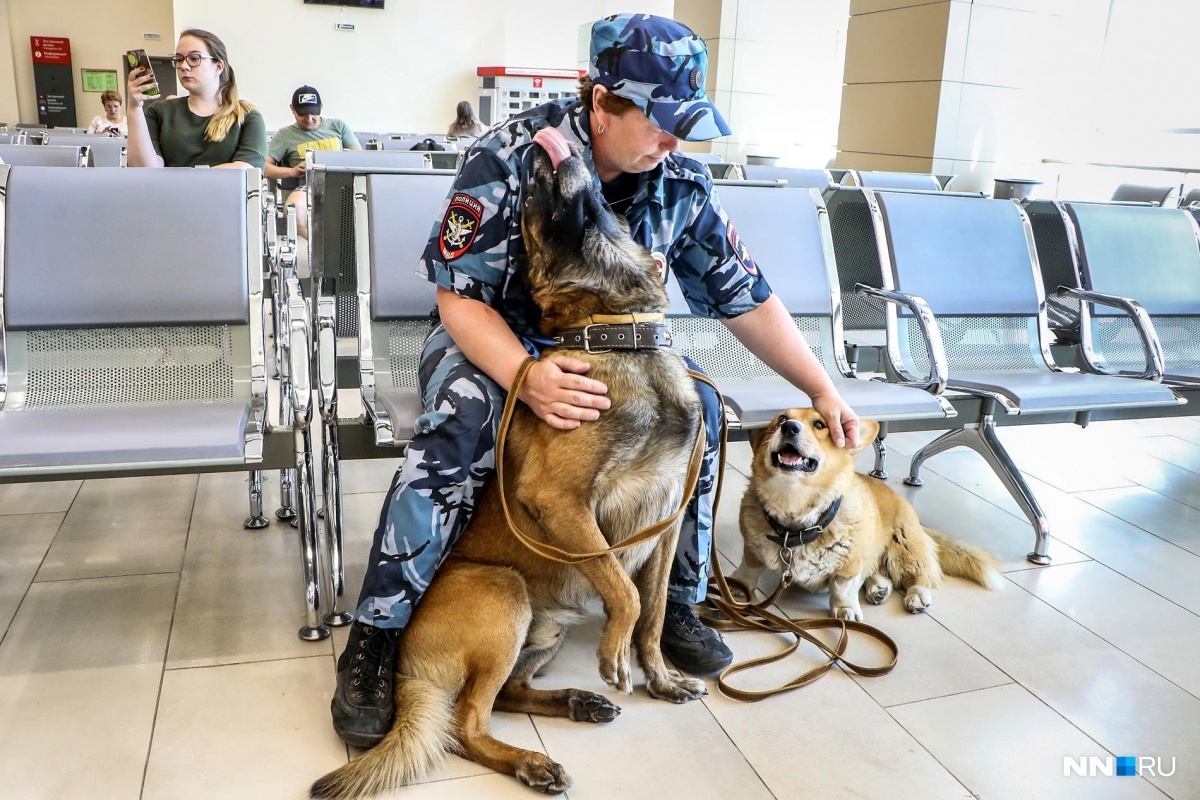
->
xmin=727 ymin=223 xmax=758 ymax=275
xmin=440 ymin=193 xmax=484 ymax=261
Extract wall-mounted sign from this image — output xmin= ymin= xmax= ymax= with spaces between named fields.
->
xmin=31 ymin=36 xmax=76 ymax=127
xmin=81 ymin=69 xmax=118 ymax=93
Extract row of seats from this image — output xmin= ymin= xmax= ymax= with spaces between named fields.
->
xmin=5 ymin=156 xmax=1196 ymax=641
xmin=294 ymin=160 xmax=1198 ymax=614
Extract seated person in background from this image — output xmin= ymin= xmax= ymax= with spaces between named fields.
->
xmin=87 ymin=90 xmax=127 ymax=136
xmin=126 ymin=28 xmax=266 ymax=169
xmin=446 ymin=99 xmax=486 ymax=138
xmin=265 ymin=85 xmax=360 ymax=239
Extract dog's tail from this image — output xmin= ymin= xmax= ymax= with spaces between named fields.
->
xmin=309 ymin=675 xmax=456 ymax=799
xmin=926 ymin=529 xmax=1005 ymax=591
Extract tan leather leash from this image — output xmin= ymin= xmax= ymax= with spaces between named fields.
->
xmin=494 ymin=355 xmax=706 ymax=564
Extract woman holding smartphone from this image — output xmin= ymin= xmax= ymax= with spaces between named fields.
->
xmin=126 ymin=29 xmax=266 ymax=169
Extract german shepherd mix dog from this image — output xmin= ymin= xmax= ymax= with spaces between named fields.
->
xmin=733 ymin=409 xmax=1003 ymax=622
xmin=310 ymin=136 xmax=707 ymax=798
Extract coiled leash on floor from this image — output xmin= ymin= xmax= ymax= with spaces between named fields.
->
xmin=496 ymin=354 xmax=898 ymax=699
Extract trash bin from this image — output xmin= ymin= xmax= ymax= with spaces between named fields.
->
xmin=993 ymin=178 xmax=1042 ymax=200
xmin=745 ymin=154 xmax=779 ymax=166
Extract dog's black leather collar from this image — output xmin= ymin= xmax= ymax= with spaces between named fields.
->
xmin=763 ymin=497 xmax=842 ymax=549
xmin=553 ymin=321 xmax=673 ymax=352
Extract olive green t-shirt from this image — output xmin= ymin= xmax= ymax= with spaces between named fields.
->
xmin=144 ymin=97 xmax=267 ymax=168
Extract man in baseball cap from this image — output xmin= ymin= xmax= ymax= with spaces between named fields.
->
xmin=265 ymin=85 xmax=360 ymax=238
xmin=589 ymin=13 xmax=730 ymax=142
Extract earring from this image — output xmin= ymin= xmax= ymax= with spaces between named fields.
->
xmin=597 ymin=124 xmax=606 ymax=134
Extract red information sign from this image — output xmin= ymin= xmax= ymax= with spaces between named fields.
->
xmin=31 ymin=36 xmax=71 ymax=65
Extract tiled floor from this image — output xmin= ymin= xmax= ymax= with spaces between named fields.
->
xmin=2 ymin=415 xmax=1199 ymax=799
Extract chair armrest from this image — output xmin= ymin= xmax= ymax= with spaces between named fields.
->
xmin=315 ymin=277 xmax=338 ymax=421
xmin=1059 ymin=286 xmax=1165 ymax=381
xmin=855 ymin=284 xmax=949 ymax=394
xmin=284 ymin=276 xmax=313 ymax=427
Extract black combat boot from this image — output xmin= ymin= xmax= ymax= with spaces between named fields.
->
xmin=331 ymin=620 xmax=401 ymax=747
xmin=660 ymin=601 xmax=733 ymax=676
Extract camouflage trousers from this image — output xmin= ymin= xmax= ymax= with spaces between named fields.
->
xmin=354 ymin=324 xmax=722 ymax=629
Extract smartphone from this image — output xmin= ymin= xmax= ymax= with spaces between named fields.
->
xmin=124 ymin=49 xmax=160 ymax=97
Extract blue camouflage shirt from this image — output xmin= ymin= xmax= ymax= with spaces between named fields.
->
xmin=420 ymin=98 xmax=772 ymax=346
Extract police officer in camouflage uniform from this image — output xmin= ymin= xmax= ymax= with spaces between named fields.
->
xmin=331 ymin=12 xmax=861 ymax=748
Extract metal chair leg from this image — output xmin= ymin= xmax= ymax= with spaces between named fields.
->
xmin=276 ymin=310 xmax=298 ymax=522
xmin=294 ymin=421 xmax=330 ymax=642
xmin=321 ymin=418 xmax=352 ymax=627
xmin=244 ymin=470 xmax=269 ymax=528
xmin=904 ymin=414 xmax=1052 ymax=566
xmin=869 ymin=424 xmax=889 ymax=479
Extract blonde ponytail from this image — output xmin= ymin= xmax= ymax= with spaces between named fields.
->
xmin=205 ymin=62 xmax=255 ymax=143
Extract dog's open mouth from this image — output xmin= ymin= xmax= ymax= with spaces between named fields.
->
xmin=772 ymin=444 xmax=819 ymax=473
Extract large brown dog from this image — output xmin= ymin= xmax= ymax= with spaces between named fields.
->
xmin=310 ymin=142 xmax=707 ymax=798
xmin=733 ymin=409 xmax=1002 ymax=621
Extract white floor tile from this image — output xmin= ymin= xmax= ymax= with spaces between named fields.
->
xmin=0 ymin=512 xmax=62 ymax=636
xmin=1007 ymin=561 xmax=1200 ymax=699
xmin=1075 ymin=485 xmax=1200 ymax=556
xmin=1119 ymin=454 xmax=1200 ymax=511
xmin=704 ymin=627 xmax=971 ymax=799
xmin=143 ymin=657 xmax=346 ymax=800
xmin=0 ymin=574 xmax=176 ymax=800
xmin=532 ymin=618 xmax=773 ymax=800
xmin=890 ymin=683 xmax=1164 ymax=799
xmin=167 ymin=471 xmax=334 ymax=669
xmin=1022 ymin=476 xmax=1200 ymax=616
xmin=1141 ymin=435 xmax=1200 ymax=474
xmin=36 ymin=474 xmax=197 ymax=581
xmin=927 ymin=578 xmax=1200 ymax=798
xmin=0 ymin=480 xmax=80 ymax=515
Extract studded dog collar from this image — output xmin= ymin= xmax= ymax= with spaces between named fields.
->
xmin=553 ymin=312 xmax=673 ymax=353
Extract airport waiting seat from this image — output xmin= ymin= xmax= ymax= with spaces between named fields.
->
xmin=313 ymin=170 xmax=451 ymax=606
xmin=825 ymin=186 xmax=987 ymax=373
xmin=0 ymin=166 xmax=333 ymax=640
xmin=0 ymin=143 xmax=86 ymax=167
xmin=1179 ymin=187 xmax=1200 ymax=207
xmin=1111 ymin=183 xmax=1178 ymax=206
xmin=863 ymin=190 xmax=1182 ymax=563
xmin=740 ymin=165 xmax=833 ymax=190
xmin=1059 ymin=202 xmax=1200 ymax=387
xmin=306 ymin=149 xmax=447 ymax=341
xmin=34 ymin=132 xmax=127 ymax=167
xmin=666 ymin=184 xmax=956 ymax=475
xmin=851 ymin=170 xmax=945 ymax=191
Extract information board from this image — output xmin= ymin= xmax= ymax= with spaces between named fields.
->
xmin=82 ymin=68 xmax=118 ymax=93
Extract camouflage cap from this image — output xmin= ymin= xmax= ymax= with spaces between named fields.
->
xmin=589 ymin=13 xmax=730 ymax=142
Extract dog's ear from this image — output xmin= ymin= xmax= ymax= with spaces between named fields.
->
xmin=848 ymin=418 xmax=880 ymax=455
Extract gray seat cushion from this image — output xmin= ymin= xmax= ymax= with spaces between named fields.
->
xmin=377 ymin=389 xmax=423 ymax=444
xmin=0 ymin=403 xmax=250 ymax=470
xmin=949 ymin=372 xmax=1179 ymax=413
xmin=717 ymin=377 xmax=950 ymax=426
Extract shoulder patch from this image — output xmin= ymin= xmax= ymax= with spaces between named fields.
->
xmin=727 ymin=223 xmax=758 ymax=275
xmin=440 ymin=193 xmax=483 ymax=261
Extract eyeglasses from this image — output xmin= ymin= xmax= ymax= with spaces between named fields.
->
xmin=169 ymin=53 xmax=217 ymax=69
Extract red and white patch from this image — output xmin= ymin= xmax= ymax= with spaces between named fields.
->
xmin=651 ymin=251 xmax=668 ymax=282
xmin=726 ymin=223 xmax=758 ymax=275
xmin=439 ymin=193 xmax=483 ymax=261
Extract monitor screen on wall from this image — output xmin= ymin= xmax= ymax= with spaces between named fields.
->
xmin=304 ymin=0 xmax=384 ymax=7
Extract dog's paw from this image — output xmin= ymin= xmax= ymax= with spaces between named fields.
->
xmin=516 ymin=754 xmax=573 ymax=795
xmin=568 ymin=691 xmax=621 ymax=723
xmin=864 ymin=574 xmax=893 ymax=605
xmin=904 ymin=586 xmax=933 ymax=613
xmin=832 ymin=604 xmax=864 ymax=622
xmin=597 ymin=643 xmax=634 ymax=695
xmin=646 ymin=669 xmax=708 ymax=704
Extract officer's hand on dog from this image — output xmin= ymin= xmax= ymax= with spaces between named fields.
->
xmin=810 ymin=392 xmax=861 ymax=449
xmin=519 ymin=356 xmax=610 ymax=431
